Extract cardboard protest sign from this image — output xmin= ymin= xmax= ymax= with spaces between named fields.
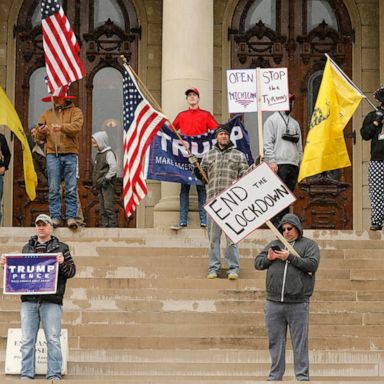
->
xmin=3 ymin=254 xmax=59 ymax=295
xmin=204 ymin=162 xmax=296 ymax=244
xmin=226 ymin=68 xmax=289 ymax=113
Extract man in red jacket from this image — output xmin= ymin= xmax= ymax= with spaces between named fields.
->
xmin=171 ymin=88 xmax=218 ymax=230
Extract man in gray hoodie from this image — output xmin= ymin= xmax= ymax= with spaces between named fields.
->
xmin=92 ymin=131 xmax=118 ymax=227
xmin=255 ymin=213 xmax=320 ymax=381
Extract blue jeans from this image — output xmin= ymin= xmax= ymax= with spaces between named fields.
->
xmin=207 ymin=218 xmax=239 ymax=275
xmin=47 ymin=154 xmax=78 ymax=220
xmin=20 ymin=302 xmax=63 ymax=379
xmin=179 ymin=183 xmax=207 ymax=225
xmin=0 ymin=174 xmax=3 ymax=224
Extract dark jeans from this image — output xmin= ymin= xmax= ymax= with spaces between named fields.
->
xmin=271 ymin=164 xmax=299 ymax=227
xmin=97 ymin=180 xmax=116 ymax=227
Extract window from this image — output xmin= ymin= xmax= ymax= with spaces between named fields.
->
xmin=28 ymin=67 xmax=49 ymax=129
xmin=92 ymin=67 xmax=124 ymax=177
xmin=244 ymin=0 xmax=276 ymax=31
xmin=307 ymin=0 xmax=338 ymax=31
xmin=93 ymin=0 xmax=124 ymax=29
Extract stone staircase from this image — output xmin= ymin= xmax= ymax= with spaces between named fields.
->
xmin=1 ymin=227 xmax=384 ymax=383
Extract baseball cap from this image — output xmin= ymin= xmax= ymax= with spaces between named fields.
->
xmin=215 ymin=125 xmax=230 ymax=137
xmin=185 ymin=88 xmax=200 ymax=97
xmin=35 ymin=214 xmax=53 ymax=225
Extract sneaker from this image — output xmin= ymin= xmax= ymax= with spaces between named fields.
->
xmin=207 ymin=272 xmax=218 ymax=279
xmin=228 ymin=272 xmax=239 ymax=280
xmin=67 ymin=218 xmax=78 ymax=229
xmin=170 ymin=223 xmax=187 ymax=230
xmin=52 ymin=218 xmax=61 ymax=228
xmin=200 ymin=223 xmax=207 ymax=228
xmin=370 ymin=224 xmax=382 ymax=231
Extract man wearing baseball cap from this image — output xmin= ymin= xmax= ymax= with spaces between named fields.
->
xmin=171 ymin=88 xmax=218 ymax=230
xmin=1 ymin=213 xmax=76 ymax=380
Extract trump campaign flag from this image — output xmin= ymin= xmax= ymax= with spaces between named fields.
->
xmin=122 ymin=64 xmax=167 ymax=217
xmin=298 ymin=55 xmax=364 ymax=181
xmin=41 ymin=0 xmax=86 ymax=93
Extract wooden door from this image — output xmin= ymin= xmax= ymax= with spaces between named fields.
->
xmin=13 ymin=0 xmax=140 ymax=227
xmin=230 ymin=0 xmax=354 ymax=229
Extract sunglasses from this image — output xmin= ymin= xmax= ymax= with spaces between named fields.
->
xmin=282 ymin=226 xmax=294 ymax=232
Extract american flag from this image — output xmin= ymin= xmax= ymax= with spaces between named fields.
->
xmin=122 ymin=65 xmax=167 ymax=217
xmin=41 ymin=0 xmax=85 ymax=93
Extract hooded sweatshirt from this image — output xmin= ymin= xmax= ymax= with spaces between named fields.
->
xmin=92 ymin=131 xmax=117 ymax=187
xmin=255 ymin=214 xmax=320 ymax=303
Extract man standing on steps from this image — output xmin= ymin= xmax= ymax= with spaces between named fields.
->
xmin=1 ymin=213 xmax=76 ymax=380
xmin=194 ymin=125 xmax=249 ymax=280
xmin=170 ymin=87 xmax=218 ymax=230
xmin=255 ymin=213 xmax=320 ymax=381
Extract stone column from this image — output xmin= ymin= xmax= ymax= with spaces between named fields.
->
xmin=153 ymin=0 xmax=214 ymax=227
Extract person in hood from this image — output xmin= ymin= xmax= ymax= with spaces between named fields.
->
xmin=255 ymin=213 xmax=320 ymax=381
xmin=360 ymin=85 xmax=384 ymax=230
xmin=194 ymin=125 xmax=249 ymax=280
xmin=1 ymin=213 xmax=76 ymax=380
xmin=35 ymin=93 xmax=83 ymax=229
xmin=92 ymin=131 xmax=117 ymax=227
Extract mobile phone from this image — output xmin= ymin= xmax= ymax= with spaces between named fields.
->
xmin=271 ymin=245 xmax=281 ymax=252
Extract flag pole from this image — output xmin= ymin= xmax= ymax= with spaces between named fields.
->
xmin=325 ymin=53 xmax=377 ymax=110
xmin=120 ymin=55 xmax=209 ymax=184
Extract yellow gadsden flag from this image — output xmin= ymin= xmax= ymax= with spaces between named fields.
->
xmin=298 ymin=56 xmax=364 ymax=181
xmin=0 ymin=86 xmax=37 ymax=200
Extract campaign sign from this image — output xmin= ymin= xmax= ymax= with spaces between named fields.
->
xmin=5 ymin=328 xmax=68 ymax=375
xmin=204 ymin=162 xmax=296 ymax=244
xmin=227 ymin=69 xmax=258 ymax=113
xmin=226 ymin=68 xmax=289 ymax=113
xmin=3 ymin=254 xmax=59 ymax=295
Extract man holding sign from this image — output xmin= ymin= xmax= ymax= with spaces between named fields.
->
xmin=263 ymin=94 xmax=302 ymax=226
xmin=194 ymin=125 xmax=249 ymax=280
xmin=1 ymin=214 xmax=76 ymax=380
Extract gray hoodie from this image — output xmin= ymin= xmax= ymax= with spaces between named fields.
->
xmin=255 ymin=214 xmax=320 ymax=303
xmin=92 ymin=131 xmax=117 ymax=181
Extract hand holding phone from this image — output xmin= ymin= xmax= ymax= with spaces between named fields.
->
xmin=271 ymin=245 xmax=281 ymax=252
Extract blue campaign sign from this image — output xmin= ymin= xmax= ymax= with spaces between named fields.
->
xmin=145 ymin=116 xmax=254 ymax=185
xmin=3 ymin=254 xmax=59 ymax=295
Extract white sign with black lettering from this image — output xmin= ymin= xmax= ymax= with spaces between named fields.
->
xmin=5 ymin=328 xmax=68 ymax=375
xmin=226 ymin=68 xmax=289 ymax=113
xmin=204 ymin=162 xmax=296 ymax=244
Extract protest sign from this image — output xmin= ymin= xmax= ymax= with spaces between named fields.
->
xmin=227 ymin=68 xmax=289 ymax=113
xmin=145 ymin=116 xmax=254 ymax=184
xmin=5 ymin=328 xmax=68 ymax=375
xmin=204 ymin=162 xmax=296 ymax=244
xmin=3 ymin=254 xmax=59 ymax=295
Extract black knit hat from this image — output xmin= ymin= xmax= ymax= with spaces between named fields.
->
xmin=374 ymin=85 xmax=384 ymax=103
xmin=215 ymin=125 xmax=230 ymax=137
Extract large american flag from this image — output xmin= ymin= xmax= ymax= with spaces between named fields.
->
xmin=41 ymin=0 xmax=85 ymax=93
xmin=122 ymin=65 xmax=167 ymax=217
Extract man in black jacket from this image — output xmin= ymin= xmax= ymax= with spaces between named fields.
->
xmin=1 ymin=213 xmax=76 ymax=380
xmin=255 ymin=214 xmax=320 ymax=381
xmin=0 ymin=133 xmax=11 ymax=224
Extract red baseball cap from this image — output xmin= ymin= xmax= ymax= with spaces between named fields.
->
xmin=185 ymin=88 xmax=200 ymax=97
xmin=41 ymin=94 xmax=76 ymax=103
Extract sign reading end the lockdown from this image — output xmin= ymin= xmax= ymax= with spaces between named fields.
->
xmin=204 ymin=162 xmax=296 ymax=244
xmin=3 ymin=254 xmax=59 ymax=295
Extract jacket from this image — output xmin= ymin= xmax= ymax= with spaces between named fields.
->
xmin=21 ymin=235 xmax=76 ymax=305
xmin=255 ymin=214 xmax=320 ymax=303
xmin=195 ymin=141 xmax=249 ymax=200
xmin=263 ymin=111 xmax=302 ymax=166
xmin=92 ymin=131 xmax=117 ymax=187
xmin=360 ymin=108 xmax=384 ymax=161
xmin=36 ymin=101 xmax=83 ymax=155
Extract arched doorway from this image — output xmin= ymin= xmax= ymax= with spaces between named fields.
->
xmin=13 ymin=0 xmax=140 ymax=227
xmin=230 ymin=0 xmax=354 ymax=229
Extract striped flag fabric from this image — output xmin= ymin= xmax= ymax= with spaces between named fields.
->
xmin=41 ymin=0 xmax=85 ymax=93
xmin=122 ymin=65 xmax=167 ymax=217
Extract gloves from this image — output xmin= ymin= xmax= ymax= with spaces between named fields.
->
xmin=188 ymin=155 xmax=198 ymax=165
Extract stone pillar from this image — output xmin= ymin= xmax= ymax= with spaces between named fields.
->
xmin=153 ymin=0 xmax=214 ymax=227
